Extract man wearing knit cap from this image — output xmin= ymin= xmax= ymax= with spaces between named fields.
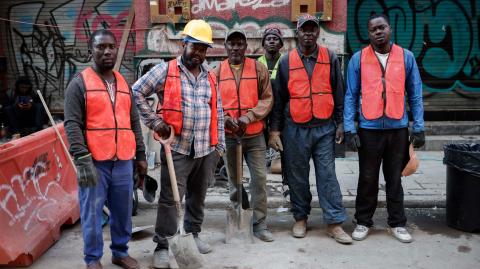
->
xmin=133 ymin=19 xmax=225 ymax=268
xmin=269 ymin=14 xmax=351 ymax=244
xmin=258 ymin=26 xmax=286 ymax=196
xmin=213 ymin=29 xmax=274 ymax=242
xmin=258 ymin=27 xmax=284 ymax=80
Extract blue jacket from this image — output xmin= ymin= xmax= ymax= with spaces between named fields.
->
xmin=344 ymin=46 xmax=424 ymax=133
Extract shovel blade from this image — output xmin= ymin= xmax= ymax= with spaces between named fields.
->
xmin=225 ymin=207 xmax=254 ymax=244
xmin=167 ymin=233 xmax=204 ymax=269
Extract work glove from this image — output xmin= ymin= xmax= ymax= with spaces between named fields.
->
xmin=74 ymin=154 xmax=99 ymax=188
xmin=237 ymin=115 xmax=250 ymax=131
xmin=225 ymin=116 xmax=240 ymax=133
xmin=410 ymin=131 xmax=425 ymax=148
xmin=268 ymin=131 xmax=283 ymax=152
xmin=154 ymin=121 xmax=170 ymax=139
xmin=345 ymin=132 xmax=361 ymax=152
xmin=335 ymin=122 xmax=344 ymax=144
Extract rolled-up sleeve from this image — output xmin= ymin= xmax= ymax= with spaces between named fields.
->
xmin=132 ymin=63 xmax=168 ymax=131
xmin=215 ymin=83 xmax=226 ymax=153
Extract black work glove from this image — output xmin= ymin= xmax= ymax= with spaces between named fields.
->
xmin=74 ymin=154 xmax=99 ymax=188
xmin=237 ymin=115 xmax=250 ymax=131
xmin=345 ymin=132 xmax=361 ymax=152
xmin=225 ymin=116 xmax=239 ymax=133
xmin=335 ymin=122 xmax=344 ymax=144
xmin=154 ymin=121 xmax=170 ymax=139
xmin=410 ymin=131 xmax=425 ymax=148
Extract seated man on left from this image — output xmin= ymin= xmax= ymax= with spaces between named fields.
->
xmin=4 ymin=76 xmax=44 ymax=137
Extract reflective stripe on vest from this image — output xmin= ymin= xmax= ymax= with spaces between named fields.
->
xmin=219 ymin=57 xmax=264 ymax=136
xmin=360 ymin=44 xmax=406 ymax=120
xmin=156 ymin=59 xmax=218 ymax=146
xmin=258 ymin=54 xmax=281 ymax=80
xmin=287 ymin=47 xmax=333 ymax=123
xmin=82 ymin=67 xmax=136 ymax=161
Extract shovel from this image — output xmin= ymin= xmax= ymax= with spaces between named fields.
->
xmin=160 ymin=128 xmax=204 ymax=269
xmin=225 ymin=137 xmax=254 ymax=244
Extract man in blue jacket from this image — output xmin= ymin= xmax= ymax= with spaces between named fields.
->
xmin=344 ymin=13 xmax=425 ymax=243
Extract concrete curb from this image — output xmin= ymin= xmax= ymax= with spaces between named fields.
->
xmin=138 ymin=195 xmax=446 ymax=210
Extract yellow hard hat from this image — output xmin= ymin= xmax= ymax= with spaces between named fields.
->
xmin=182 ymin=19 xmax=213 ymax=46
xmin=402 ymin=144 xmax=419 ymax=177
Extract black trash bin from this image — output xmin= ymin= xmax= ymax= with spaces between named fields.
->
xmin=443 ymin=143 xmax=480 ymax=232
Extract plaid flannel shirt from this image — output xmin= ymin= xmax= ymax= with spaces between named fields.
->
xmin=132 ymin=56 xmax=225 ymax=158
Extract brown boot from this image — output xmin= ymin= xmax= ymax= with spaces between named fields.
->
xmin=112 ymin=255 xmax=139 ymax=269
xmin=327 ymin=223 xmax=353 ymax=244
xmin=292 ymin=219 xmax=307 ymax=238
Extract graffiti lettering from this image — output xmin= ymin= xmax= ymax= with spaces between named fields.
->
xmin=0 ymin=151 xmax=63 ymax=231
xmin=191 ymin=0 xmax=289 ymax=14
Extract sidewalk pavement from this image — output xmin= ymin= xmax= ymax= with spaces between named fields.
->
xmin=142 ymin=151 xmax=447 ymax=209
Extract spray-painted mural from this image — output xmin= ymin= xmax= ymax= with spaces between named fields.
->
xmin=2 ymin=0 xmax=134 ymax=111
xmin=143 ymin=0 xmax=346 ymax=58
xmin=347 ymin=0 xmax=480 ymax=93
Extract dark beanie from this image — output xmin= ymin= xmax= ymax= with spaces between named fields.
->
xmin=262 ymin=27 xmax=283 ymax=46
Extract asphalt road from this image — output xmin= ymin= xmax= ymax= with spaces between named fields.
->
xmin=16 ymin=207 xmax=480 ymax=269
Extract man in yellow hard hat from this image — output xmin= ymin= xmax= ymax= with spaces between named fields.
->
xmin=133 ymin=19 xmax=225 ymax=268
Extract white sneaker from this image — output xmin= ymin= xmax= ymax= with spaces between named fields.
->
xmin=153 ymin=249 xmax=170 ymax=268
xmin=352 ymin=225 xmax=369 ymax=241
xmin=388 ymin=227 xmax=413 ymax=243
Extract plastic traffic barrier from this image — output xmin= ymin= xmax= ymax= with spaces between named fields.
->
xmin=0 ymin=124 xmax=79 ymax=266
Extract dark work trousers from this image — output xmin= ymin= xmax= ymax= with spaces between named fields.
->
xmin=354 ymin=128 xmax=409 ymax=228
xmin=154 ymin=149 xmax=219 ymax=249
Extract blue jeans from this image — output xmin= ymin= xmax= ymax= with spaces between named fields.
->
xmin=78 ymin=160 xmax=133 ymax=265
xmin=225 ymin=135 xmax=268 ymax=231
xmin=283 ymin=121 xmax=346 ymax=224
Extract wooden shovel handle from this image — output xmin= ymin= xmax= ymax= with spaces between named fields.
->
xmin=159 ymin=127 xmax=180 ymax=205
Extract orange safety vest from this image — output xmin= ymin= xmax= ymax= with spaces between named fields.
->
xmin=360 ymin=44 xmax=406 ymax=120
xmin=82 ymin=67 xmax=136 ymax=161
xmin=287 ymin=46 xmax=333 ymax=123
xmin=157 ymin=59 xmax=218 ymax=146
xmin=219 ymin=57 xmax=264 ymax=136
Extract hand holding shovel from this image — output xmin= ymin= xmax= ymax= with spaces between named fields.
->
xmin=225 ymin=135 xmax=254 ymax=244
xmin=159 ymin=127 xmax=204 ymax=268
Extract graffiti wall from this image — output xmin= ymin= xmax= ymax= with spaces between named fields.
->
xmin=0 ymin=0 xmax=134 ymax=111
xmin=139 ymin=0 xmax=347 ymax=62
xmin=347 ymin=0 xmax=480 ymax=99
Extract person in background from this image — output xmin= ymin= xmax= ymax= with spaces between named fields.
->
xmin=258 ymin=27 xmax=284 ymax=80
xmin=257 ymin=26 xmax=290 ymax=200
xmin=4 ymin=76 xmax=44 ymax=137
xmin=64 ymin=29 xmax=147 ymax=269
xmin=344 ymin=13 xmax=425 ymax=243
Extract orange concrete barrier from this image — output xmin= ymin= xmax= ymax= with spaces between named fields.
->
xmin=0 ymin=124 xmax=79 ymax=266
